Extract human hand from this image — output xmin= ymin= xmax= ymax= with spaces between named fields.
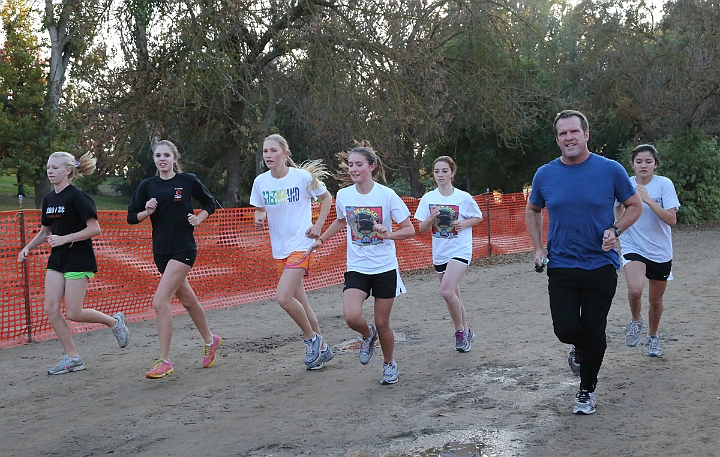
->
xmin=18 ymin=247 xmax=30 ymax=262
xmin=305 ymin=239 xmax=322 ymax=257
xmin=452 ymin=220 xmax=467 ymax=232
xmin=254 ymin=214 xmax=266 ymax=230
xmin=187 ymin=213 xmax=201 ymax=226
xmin=46 ymin=234 xmax=70 ymax=248
xmin=602 ymin=229 xmax=616 ymax=251
xmin=305 ymin=224 xmax=321 ymax=239
xmin=145 ymin=197 xmax=158 ymax=215
xmin=635 ymin=184 xmax=651 ymax=204
xmin=374 ymin=222 xmax=389 ymax=239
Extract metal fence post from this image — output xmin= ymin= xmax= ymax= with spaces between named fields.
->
xmin=18 ymin=195 xmax=33 ymax=343
xmin=485 ymin=188 xmax=492 ymax=257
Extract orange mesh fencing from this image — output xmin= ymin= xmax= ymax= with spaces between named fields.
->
xmin=0 ymin=191 xmax=546 ymax=349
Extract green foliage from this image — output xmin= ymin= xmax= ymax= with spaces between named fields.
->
xmin=0 ymin=0 xmax=46 ymax=192
xmin=649 ymin=129 xmax=720 ymax=224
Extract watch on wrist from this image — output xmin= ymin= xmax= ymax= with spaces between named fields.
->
xmin=610 ymin=225 xmax=622 ymax=237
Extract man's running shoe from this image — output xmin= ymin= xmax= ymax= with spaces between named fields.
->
xmin=48 ymin=355 xmax=85 ymax=375
xmin=146 ymin=359 xmax=174 ymax=379
xmin=626 ymin=320 xmax=643 ymax=347
xmin=380 ymin=360 xmax=399 ymax=385
xmin=307 ymin=345 xmax=335 ymax=370
xmin=304 ymin=333 xmax=323 ymax=366
xmin=111 ymin=312 xmax=130 ymax=348
xmin=573 ymin=389 xmax=597 ymax=415
xmin=359 ymin=325 xmax=378 ymax=365
xmin=646 ymin=335 xmax=663 ymax=357
xmin=568 ymin=346 xmax=581 ymax=376
xmin=203 ymin=334 xmax=222 ymax=368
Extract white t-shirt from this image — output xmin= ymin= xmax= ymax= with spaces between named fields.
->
xmin=618 ymin=175 xmax=680 ymax=263
xmin=335 ymin=182 xmax=411 ymax=274
xmin=250 ymin=167 xmax=327 ymax=259
xmin=414 ymin=188 xmax=483 ymax=265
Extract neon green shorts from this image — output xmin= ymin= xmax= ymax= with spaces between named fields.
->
xmin=47 ymin=269 xmax=95 ymax=280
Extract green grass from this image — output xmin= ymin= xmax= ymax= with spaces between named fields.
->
xmin=0 ymin=175 xmax=129 ymax=211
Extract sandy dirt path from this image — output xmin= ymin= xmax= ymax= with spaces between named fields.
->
xmin=2 ymin=227 xmax=719 ymax=456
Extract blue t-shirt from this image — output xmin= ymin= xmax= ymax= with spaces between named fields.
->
xmin=529 ymin=153 xmax=636 ymax=270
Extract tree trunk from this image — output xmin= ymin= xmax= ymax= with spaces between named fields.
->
xmin=223 ymin=99 xmax=247 ymax=207
xmin=404 ymin=137 xmax=424 ymax=198
xmin=34 ymin=0 xmax=72 ymax=208
xmin=255 ymin=79 xmax=278 ymax=176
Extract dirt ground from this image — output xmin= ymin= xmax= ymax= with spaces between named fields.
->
xmin=2 ymin=226 xmax=719 ymax=457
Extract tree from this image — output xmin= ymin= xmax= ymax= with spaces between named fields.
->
xmin=0 ymin=0 xmax=46 ymax=198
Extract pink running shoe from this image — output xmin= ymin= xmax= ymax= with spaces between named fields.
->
xmin=146 ymin=359 xmax=173 ymax=379
xmin=203 ymin=334 xmax=222 ymax=368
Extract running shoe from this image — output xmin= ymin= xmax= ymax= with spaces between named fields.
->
xmin=48 ymin=355 xmax=85 ymax=375
xmin=455 ymin=330 xmax=467 ymax=351
xmin=460 ymin=328 xmax=475 ymax=353
xmin=646 ymin=335 xmax=663 ymax=357
xmin=626 ymin=320 xmax=643 ymax=347
xmin=573 ymin=390 xmax=597 ymax=415
xmin=307 ymin=345 xmax=335 ymax=370
xmin=359 ymin=325 xmax=378 ymax=365
xmin=304 ymin=333 xmax=323 ymax=365
xmin=203 ymin=334 xmax=222 ymax=368
xmin=146 ymin=359 xmax=174 ymax=379
xmin=380 ymin=360 xmax=399 ymax=385
xmin=568 ymin=346 xmax=581 ymax=376
xmin=111 ymin=312 xmax=130 ymax=348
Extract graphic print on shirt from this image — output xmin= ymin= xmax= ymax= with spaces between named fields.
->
xmin=430 ymin=204 xmax=459 ymax=238
xmin=261 ymin=186 xmax=301 ymax=207
xmin=346 ymin=206 xmax=383 ymax=245
xmin=174 ymin=187 xmax=183 ymax=201
xmin=45 ymin=205 xmax=66 ymax=221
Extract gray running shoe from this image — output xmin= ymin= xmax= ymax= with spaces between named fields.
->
xmin=380 ymin=361 xmax=399 ymax=385
xmin=646 ymin=335 xmax=663 ymax=357
xmin=573 ymin=390 xmax=597 ymax=415
xmin=359 ymin=325 xmax=378 ymax=365
xmin=304 ymin=333 xmax=323 ymax=366
xmin=48 ymin=355 xmax=85 ymax=375
xmin=455 ymin=330 xmax=467 ymax=351
xmin=111 ymin=312 xmax=130 ymax=348
xmin=568 ymin=346 xmax=581 ymax=376
xmin=307 ymin=345 xmax=335 ymax=370
xmin=626 ymin=320 xmax=643 ymax=347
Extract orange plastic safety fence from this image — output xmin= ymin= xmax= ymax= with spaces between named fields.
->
xmin=0 ymin=192 xmax=545 ymax=349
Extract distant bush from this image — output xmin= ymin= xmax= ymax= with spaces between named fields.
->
xmin=642 ymin=130 xmax=720 ymax=224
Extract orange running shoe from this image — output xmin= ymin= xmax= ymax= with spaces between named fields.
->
xmin=146 ymin=359 xmax=173 ymax=379
xmin=202 ymin=334 xmax=222 ymax=368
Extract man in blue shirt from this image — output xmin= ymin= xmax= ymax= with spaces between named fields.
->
xmin=525 ymin=110 xmax=643 ymax=415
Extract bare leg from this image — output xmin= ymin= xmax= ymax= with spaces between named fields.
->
xmin=293 ymin=276 xmax=322 ymax=335
xmin=174 ymin=277 xmax=213 ymax=343
xmin=647 ymin=279 xmax=668 ymax=335
xmin=44 ymin=271 xmax=78 ymax=357
xmin=439 ymin=261 xmax=469 ymax=331
xmin=343 ymin=288 xmax=371 ymax=338
xmin=374 ymin=297 xmax=395 ymax=363
xmin=623 ymin=261 xmax=646 ymax=322
xmin=152 ymin=260 xmax=193 ymax=360
xmin=276 ymin=268 xmax=315 ymax=339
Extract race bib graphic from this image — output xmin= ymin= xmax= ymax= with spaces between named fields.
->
xmin=346 ymin=206 xmax=383 ymax=245
xmin=45 ymin=205 xmax=66 ymax=220
xmin=262 ymin=187 xmax=301 ymax=207
xmin=174 ymin=188 xmax=183 ymax=201
xmin=430 ymin=204 xmax=459 ymax=239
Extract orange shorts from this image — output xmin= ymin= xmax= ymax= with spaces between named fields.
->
xmin=274 ymin=251 xmax=315 ymax=276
